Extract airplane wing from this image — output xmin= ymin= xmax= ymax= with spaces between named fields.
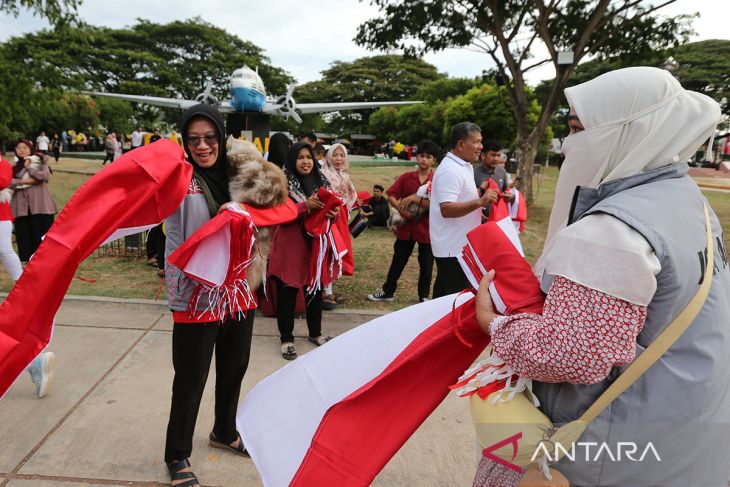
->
xmin=80 ymin=91 xmax=237 ymax=113
xmin=262 ymin=100 xmax=421 ymax=115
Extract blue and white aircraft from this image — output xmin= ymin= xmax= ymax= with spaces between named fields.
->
xmin=83 ymin=66 xmax=420 ymax=123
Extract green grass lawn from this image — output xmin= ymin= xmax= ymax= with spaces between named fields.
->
xmin=1 ymin=158 xmax=728 ymax=311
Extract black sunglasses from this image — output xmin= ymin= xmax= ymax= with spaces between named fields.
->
xmin=187 ymin=134 xmax=219 ymax=147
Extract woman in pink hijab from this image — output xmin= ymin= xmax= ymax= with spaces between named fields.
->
xmin=320 ymin=143 xmax=357 ymax=308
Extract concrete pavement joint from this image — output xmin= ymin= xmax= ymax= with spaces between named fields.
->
xmin=5 ymin=313 xmax=164 ymax=484
xmin=3 ymin=473 xmax=170 ymax=486
xmin=55 ymin=323 xmax=150 ymax=331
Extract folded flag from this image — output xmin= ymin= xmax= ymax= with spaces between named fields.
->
xmin=304 ymin=187 xmax=346 ymax=293
xmin=0 ymin=140 xmax=191 ymax=397
xmin=484 ymin=178 xmax=511 ymax=222
xmin=167 ymin=205 xmax=257 ymax=319
xmin=459 ymin=217 xmax=544 ymax=315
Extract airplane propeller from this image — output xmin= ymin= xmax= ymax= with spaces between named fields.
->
xmin=195 ymin=80 xmax=218 ymax=106
xmin=273 ymin=84 xmax=303 ymax=124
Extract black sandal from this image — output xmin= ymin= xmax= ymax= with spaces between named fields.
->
xmin=209 ymin=431 xmax=250 ymax=457
xmin=167 ymin=458 xmax=200 ymax=487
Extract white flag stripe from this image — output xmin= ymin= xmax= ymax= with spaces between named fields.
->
xmin=183 ymin=223 xmax=231 ymax=286
xmin=237 ymin=292 xmax=472 ymax=487
xmin=495 ymin=216 xmax=524 ymax=256
xmin=100 ymin=224 xmax=158 ymax=246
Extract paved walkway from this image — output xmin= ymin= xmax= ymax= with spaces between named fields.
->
xmin=0 ymin=298 xmax=476 ymax=486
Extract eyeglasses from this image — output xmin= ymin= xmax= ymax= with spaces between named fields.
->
xmin=187 ymin=134 xmax=219 ymax=147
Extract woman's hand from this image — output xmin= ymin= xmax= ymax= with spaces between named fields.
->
xmin=475 ymin=270 xmax=498 ymax=336
xmin=326 ymin=206 xmax=340 ymax=220
xmin=307 ymin=194 xmax=324 ymax=211
xmin=23 ymin=158 xmax=31 ymax=168
xmin=218 ymin=202 xmax=246 ymax=214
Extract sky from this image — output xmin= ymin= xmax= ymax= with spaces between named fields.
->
xmin=1 ymin=0 xmax=728 ymax=91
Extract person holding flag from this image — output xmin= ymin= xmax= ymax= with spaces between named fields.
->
xmin=163 ymin=105 xmax=255 ymax=487
xmin=267 ymin=142 xmax=338 ymax=361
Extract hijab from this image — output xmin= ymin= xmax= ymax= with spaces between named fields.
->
xmin=535 ymin=67 xmax=721 ymax=285
xmin=179 ymin=104 xmax=230 ymax=209
xmin=321 ymin=143 xmax=357 ymax=209
xmin=284 ymin=142 xmax=329 ymax=203
xmin=267 ymin=132 xmax=291 ymax=168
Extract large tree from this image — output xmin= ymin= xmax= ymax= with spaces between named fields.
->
xmin=356 ymin=0 xmax=694 ymax=203
xmin=295 ymin=55 xmax=443 ymax=134
xmin=0 ymin=18 xmax=294 ymax=142
xmin=368 ymin=79 xmax=545 ymax=149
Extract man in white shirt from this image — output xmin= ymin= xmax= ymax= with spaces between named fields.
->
xmin=131 ymin=127 xmax=144 ymax=150
xmin=36 ymin=131 xmax=50 ymax=152
xmin=429 ymin=122 xmax=497 ymax=297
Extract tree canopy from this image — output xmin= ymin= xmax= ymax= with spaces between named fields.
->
xmin=1 ymin=0 xmax=80 ymax=26
xmin=356 ymin=0 xmax=694 ymax=203
xmin=0 ymin=18 xmax=293 ymax=144
xmin=538 ymin=39 xmax=730 ymax=139
xmin=368 ymin=80 xmax=547 ymax=149
xmin=293 ymin=55 xmax=443 ymax=134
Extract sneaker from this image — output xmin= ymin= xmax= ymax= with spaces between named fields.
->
xmin=281 ymin=342 xmax=297 ymax=360
xmin=367 ymin=289 xmax=394 ymax=302
xmin=27 ymin=352 xmax=56 ymax=398
xmin=420 ymin=297 xmax=430 ymax=303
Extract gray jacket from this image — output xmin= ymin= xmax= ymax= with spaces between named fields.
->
xmin=534 ymin=163 xmax=730 ymax=486
xmin=164 ymin=176 xmax=215 ymax=313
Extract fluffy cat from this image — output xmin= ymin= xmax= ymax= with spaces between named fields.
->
xmin=226 ymin=136 xmax=289 ymax=291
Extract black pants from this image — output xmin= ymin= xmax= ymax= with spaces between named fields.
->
xmin=146 ymin=224 xmax=166 ymax=269
xmin=432 ymin=257 xmax=470 ymax=298
xmin=382 ymin=239 xmax=433 ymax=300
xmin=274 ymin=277 xmax=321 ymax=343
xmin=14 ymin=213 xmax=54 ymax=262
xmin=164 ymin=313 xmax=254 ymax=463
xmin=102 ymin=151 xmax=114 ymax=164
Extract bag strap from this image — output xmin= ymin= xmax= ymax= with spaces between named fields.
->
xmin=191 ymin=169 xmax=220 ymax=219
xmin=579 ymin=203 xmax=714 ymax=424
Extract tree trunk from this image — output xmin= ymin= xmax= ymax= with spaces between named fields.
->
xmin=515 ymin=67 xmax=575 ymax=206
xmin=515 ymin=136 xmax=540 ymax=206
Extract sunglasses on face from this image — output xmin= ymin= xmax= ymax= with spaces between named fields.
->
xmin=187 ymin=134 xmax=219 ymax=147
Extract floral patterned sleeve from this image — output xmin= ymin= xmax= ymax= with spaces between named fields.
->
xmin=490 ymin=275 xmax=648 ymax=384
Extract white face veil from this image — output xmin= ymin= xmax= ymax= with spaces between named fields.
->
xmin=535 ymin=67 xmax=721 ymax=281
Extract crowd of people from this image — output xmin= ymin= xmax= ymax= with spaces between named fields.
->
xmin=3 ymin=66 xmax=730 ymax=487
xmin=25 ymin=127 xmax=183 ymax=164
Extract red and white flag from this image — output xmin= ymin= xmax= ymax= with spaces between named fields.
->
xmin=237 ymin=217 xmax=543 ymax=486
xmin=0 ymin=140 xmax=191 ymax=397
xmin=304 ymin=187 xmax=346 ymax=293
xmin=167 ymin=206 xmax=258 ymax=319
xmin=507 ymin=188 xmax=527 ymax=233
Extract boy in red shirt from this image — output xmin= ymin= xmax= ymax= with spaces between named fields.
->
xmin=368 ymin=140 xmax=440 ymax=302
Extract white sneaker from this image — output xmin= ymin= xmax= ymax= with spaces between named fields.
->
xmin=28 ymin=352 xmax=56 ymax=398
xmin=367 ymin=289 xmax=394 ymax=302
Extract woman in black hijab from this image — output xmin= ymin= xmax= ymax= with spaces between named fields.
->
xmin=267 ymin=142 xmax=335 ymax=360
xmin=267 ymin=132 xmax=291 ymax=168
xmin=164 ymin=104 xmax=254 ymax=486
